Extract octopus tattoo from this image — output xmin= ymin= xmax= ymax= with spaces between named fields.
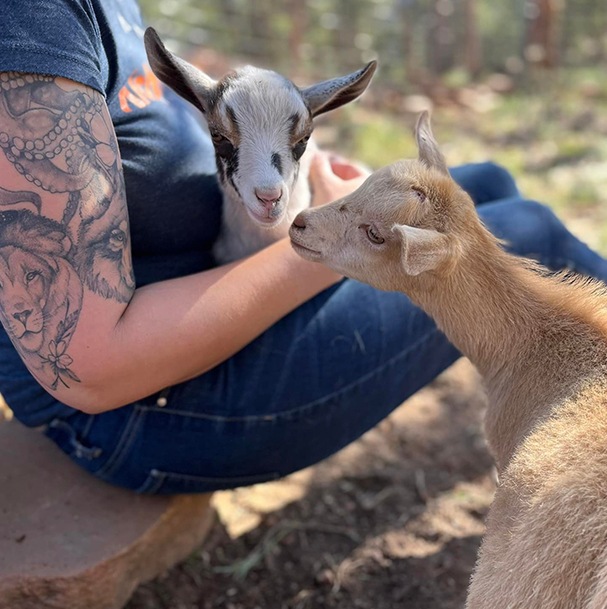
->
xmin=0 ymin=72 xmax=135 ymax=391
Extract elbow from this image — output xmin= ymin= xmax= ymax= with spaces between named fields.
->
xmin=62 ymin=393 xmax=123 ymax=415
xmin=43 ymin=350 xmax=142 ymax=414
xmin=41 ymin=379 xmax=132 ymax=415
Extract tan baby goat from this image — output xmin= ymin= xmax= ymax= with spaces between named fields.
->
xmin=290 ymin=112 xmax=607 ymax=609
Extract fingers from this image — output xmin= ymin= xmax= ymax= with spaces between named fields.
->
xmin=309 ymin=152 xmax=338 ymax=207
xmin=328 ymin=154 xmax=370 ymax=180
xmin=310 ymin=151 xmax=369 ymax=184
xmin=309 ymin=150 xmax=370 ymax=207
xmin=309 ymin=151 xmax=334 ymax=186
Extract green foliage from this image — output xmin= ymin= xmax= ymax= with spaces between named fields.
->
xmin=347 ymin=115 xmax=413 ymax=169
xmin=442 ymin=68 xmax=472 ymax=90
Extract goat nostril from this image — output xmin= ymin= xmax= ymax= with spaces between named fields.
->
xmin=292 ymin=213 xmax=306 ymax=229
xmin=255 ymin=188 xmax=283 ymax=208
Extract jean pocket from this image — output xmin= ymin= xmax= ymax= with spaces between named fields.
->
xmin=136 ymin=468 xmax=281 ymax=495
xmin=93 ymin=405 xmax=147 ymax=481
xmin=46 ymin=406 xmax=147 ymax=479
xmin=46 ymin=413 xmax=103 ymax=462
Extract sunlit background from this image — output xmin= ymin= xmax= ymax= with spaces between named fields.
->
xmin=140 ymin=0 xmax=607 ymax=252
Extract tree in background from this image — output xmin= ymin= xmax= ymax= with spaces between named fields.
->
xmin=464 ymin=0 xmax=481 ymax=78
xmin=524 ymin=0 xmax=563 ymax=69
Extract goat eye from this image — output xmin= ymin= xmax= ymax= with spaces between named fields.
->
xmin=292 ymin=135 xmax=310 ymax=161
xmin=361 ymin=224 xmax=385 ymax=245
xmin=413 ymin=188 xmax=426 ymax=203
xmin=211 ymin=133 xmax=235 ymax=159
xmin=210 ymin=131 xmax=226 ymax=143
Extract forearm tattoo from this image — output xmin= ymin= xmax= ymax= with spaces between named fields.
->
xmin=0 ymin=73 xmax=135 ymax=391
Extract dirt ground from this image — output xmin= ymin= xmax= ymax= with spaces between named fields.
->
xmin=127 ymin=358 xmax=495 ymax=609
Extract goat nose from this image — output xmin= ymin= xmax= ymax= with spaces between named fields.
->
xmin=292 ymin=212 xmax=306 ymax=229
xmin=255 ymin=187 xmax=282 ymax=209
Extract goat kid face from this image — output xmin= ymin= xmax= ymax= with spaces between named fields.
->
xmin=207 ymin=68 xmax=314 ymax=226
xmin=290 ymin=112 xmax=476 ymax=292
xmin=144 ymin=27 xmax=377 ymax=228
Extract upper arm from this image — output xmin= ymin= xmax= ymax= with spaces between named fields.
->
xmin=0 ymin=72 xmax=134 ymax=393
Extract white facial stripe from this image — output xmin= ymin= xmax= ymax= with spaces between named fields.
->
xmin=222 ymin=68 xmax=307 ymax=130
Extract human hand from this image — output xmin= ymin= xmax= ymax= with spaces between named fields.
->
xmin=309 ymin=151 xmax=370 ymax=207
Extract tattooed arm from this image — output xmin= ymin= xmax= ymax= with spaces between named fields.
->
xmin=0 ymin=74 xmax=343 ymax=413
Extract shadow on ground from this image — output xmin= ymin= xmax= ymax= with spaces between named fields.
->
xmin=127 ymin=359 xmax=495 ymax=609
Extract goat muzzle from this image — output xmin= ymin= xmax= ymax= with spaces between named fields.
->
xmin=255 ymin=188 xmax=283 ymax=210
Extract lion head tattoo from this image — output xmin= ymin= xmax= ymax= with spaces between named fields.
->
xmin=0 ymin=211 xmax=82 ymax=358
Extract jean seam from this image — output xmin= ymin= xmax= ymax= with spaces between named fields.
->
xmin=136 ymin=468 xmax=282 ymax=494
xmin=135 ymin=470 xmax=165 ymax=494
xmin=139 ymin=325 xmax=442 ymax=424
xmin=95 ymin=406 xmax=145 ymax=480
xmin=80 ymin=413 xmax=95 ymax=439
xmin=144 ymin=469 xmax=281 ymax=485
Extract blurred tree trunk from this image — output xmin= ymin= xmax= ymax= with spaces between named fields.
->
xmin=399 ymin=1 xmax=419 ymax=85
xmin=287 ymin=0 xmax=307 ymax=75
xmin=428 ymin=0 xmax=455 ymax=75
xmin=525 ymin=0 xmax=562 ymax=68
xmin=335 ymin=0 xmax=361 ymax=71
xmin=250 ymin=1 xmax=275 ymax=64
xmin=222 ymin=0 xmax=241 ymax=57
xmin=463 ymin=0 xmax=482 ymax=77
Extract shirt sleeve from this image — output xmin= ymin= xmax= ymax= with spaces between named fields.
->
xmin=0 ymin=0 xmax=108 ymax=95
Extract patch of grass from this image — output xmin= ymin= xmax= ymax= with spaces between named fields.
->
xmin=442 ymin=67 xmax=472 ymax=90
xmin=565 ymin=178 xmax=601 ymax=210
xmin=347 ymin=114 xmax=413 ymax=169
xmin=556 ymin=137 xmax=599 ymax=164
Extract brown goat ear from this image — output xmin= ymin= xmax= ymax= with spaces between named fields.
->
xmin=415 ymin=111 xmax=449 ymax=175
xmin=393 ymin=224 xmax=451 ymax=276
xmin=301 ymin=61 xmax=377 ymax=118
xmin=144 ymin=27 xmax=217 ymax=114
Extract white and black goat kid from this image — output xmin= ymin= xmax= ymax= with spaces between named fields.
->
xmin=144 ymin=27 xmax=377 ymax=263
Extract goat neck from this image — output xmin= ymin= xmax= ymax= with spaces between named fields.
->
xmin=409 ymin=227 xmax=607 ymax=468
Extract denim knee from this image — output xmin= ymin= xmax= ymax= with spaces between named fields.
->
xmin=516 ymin=200 xmax=607 ymax=278
xmin=511 ymin=199 xmax=564 ymax=243
xmin=451 ymin=161 xmax=520 ymax=205
xmin=475 ymin=162 xmax=519 ymax=197
xmin=479 ymin=195 xmax=607 ymax=278
xmin=478 ymin=198 xmax=560 ymax=259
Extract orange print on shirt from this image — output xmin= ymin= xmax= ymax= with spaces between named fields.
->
xmin=118 ymin=64 xmax=165 ymax=113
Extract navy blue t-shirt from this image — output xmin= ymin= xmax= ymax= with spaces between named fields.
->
xmin=0 ymin=0 xmax=223 ymax=425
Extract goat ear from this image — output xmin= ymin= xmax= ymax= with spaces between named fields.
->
xmin=144 ymin=27 xmax=217 ymax=114
xmin=393 ymin=224 xmax=452 ymax=276
xmin=301 ymin=61 xmax=377 ymax=118
xmin=415 ymin=111 xmax=449 ymax=176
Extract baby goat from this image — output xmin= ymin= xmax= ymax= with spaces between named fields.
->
xmin=144 ymin=27 xmax=376 ymax=263
xmin=290 ymin=113 xmax=607 ymax=609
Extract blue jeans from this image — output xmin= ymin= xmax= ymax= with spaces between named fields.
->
xmin=41 ymin=163 xmax=607 ymax=493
